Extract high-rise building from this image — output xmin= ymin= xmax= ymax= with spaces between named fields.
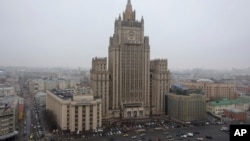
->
xmin=108 ymin=0 xmax=150 ymax=119
xmin=90 ymin=0 xmax=170 ymax=119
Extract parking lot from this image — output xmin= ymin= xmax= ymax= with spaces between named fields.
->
xmin=80 ymin=124 xmax=229 ymax=141
xmin=48 ymin=118 xmax=230 ymax=141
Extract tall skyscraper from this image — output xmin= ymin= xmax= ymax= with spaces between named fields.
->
xmin=108 ymin=0 xmax=150 ymax=118
xmin=91 ymin=0 xmax=170 ymax=120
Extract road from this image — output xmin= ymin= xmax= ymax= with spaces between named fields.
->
xmin=17 ymin=76 xmax=34 ymax=141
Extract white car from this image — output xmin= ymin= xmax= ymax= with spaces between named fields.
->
xmin=181 ymin=134 xmax=187 ymax=138
xmin=187 ymin=133 xmax=194 ymax=137
xmin=197 ymin=137 xmax=204 ymax=141
xmin=140 ymin=133 xmax=145 ymax=137
xmin=131 ymin=136 xmax=137 ymax=139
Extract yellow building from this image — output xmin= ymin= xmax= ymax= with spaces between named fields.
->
xmin=182 ymin=79 xmax=236 ymax=101
xmin=46 ymin=89 xmax=102 ymax=132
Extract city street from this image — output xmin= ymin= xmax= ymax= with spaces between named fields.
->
xmin=16 ymin=77 xmax=34 ymax=141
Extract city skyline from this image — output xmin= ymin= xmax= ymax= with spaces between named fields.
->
xmin=1 ymin=0 xmax=250 ymax=70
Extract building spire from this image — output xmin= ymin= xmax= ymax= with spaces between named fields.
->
xmin=123 ymin=0 xmax=135 ymax=21
xmin=128 ymin=0 xmax=131 ymax=5
xmin=125 ymin=0 xmax=132 ymax=13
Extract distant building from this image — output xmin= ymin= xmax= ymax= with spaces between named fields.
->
xmin=182 ymin=79 xmax=237 ymax=101
xmin=0 ymin=86 xmax=16 ymax=96
xmin=17 ymin=96 xmax=24 ymax=121
xmin=207 ymin=98 xmax=250 ymax=115
xmin=0 ymin=104 xmax=18 ymax=140
xmin=34 ymin=92 xmax=47 ymax=106
xmin=46 ymin=89 xmax=102 ymax=133
xmin=28 ymin=79 xmax=45 ymax=93
xmin=166 ymin=84 xmax=206 ymax=123
xmin=0 ymin=95 xmax=23 ymax=126
xmin=223 ymin=108 xmax=247 ymax=121
xmin=28 ymin=79 xmax=78 ymax=94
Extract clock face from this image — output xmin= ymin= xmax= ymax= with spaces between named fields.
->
xmin=127 ymin=30 xmax=136 ymax=40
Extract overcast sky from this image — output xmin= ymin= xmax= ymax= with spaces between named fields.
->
xmin=0 ymin=0 xmax=250 ymax=70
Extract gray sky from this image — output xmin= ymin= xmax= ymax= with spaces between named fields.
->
xmin=0 ymin=0 xmax=250 ymax=70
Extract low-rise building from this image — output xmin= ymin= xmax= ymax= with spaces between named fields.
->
xmin=46 ymin=89 xmax=102 ymax=133
xmin=207 ymin=98 xmax=250 ymax=115
xmin=223 ymin=108 xmax=247 ymax=121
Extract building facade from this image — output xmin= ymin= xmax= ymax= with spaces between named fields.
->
xmin=0 ymin=105 xmax=18 ymax=140
xmin=28 ymin=79 xmax=78 ymax=94
xmin=90 ymin=57 xmax=110 ymax=119
xmin=90 ymin=0 xmax=169 ymax=119
xmin=46 ymin=89 xmax=102 ymax=132
xmin=223 ymin=108 xmax=247 ymax=121
xmin=150 ymin=59 xmax=170 ymax=115
xmin=182 ymin=79 xmax=237 ymax=101
xmin=0 ymin=87 xmax=16 ymax=96
xmin=35 ymin=92 xmax=47 ymax=107
xmin=166 ymin=92 xmax=206 ymax=123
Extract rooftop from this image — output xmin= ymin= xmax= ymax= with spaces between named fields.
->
xmin=197 ymin=79 xmax=214 ymax=83
xmin=170 ymin=84 xmax=204 ymax=95
xmin=50 ymin=89 xmax=73 ymax=100
xmin=35 ymin=91 xmax=47 ymax=96
xmin=224 ymin=107 xmax=244 ymax=113
xmin=209 ymin=98 xmax=250 ymax=106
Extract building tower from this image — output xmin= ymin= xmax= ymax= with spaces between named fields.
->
xmin=90 ymin=0 xmax=170 ymax=120
xmin=150 ymin=59 xmax=170 ymax=115
xmin=90 ymin=57 xmax=110 ymax=119
xmin=108 ymin=0 xmax=150 ymax=118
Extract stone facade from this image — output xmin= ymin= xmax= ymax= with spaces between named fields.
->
xmin=150 ymin=59 xmax=170 ymax=115
xmin=90 ymin=0 xmax=170 ymax=119
xmin=90 ymin=57 xmax=110 ymax=119
xmin=46 ymin=89 xmax=102 ymax=132
xmin=166 ymin=93 xmax=206 ymax=122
